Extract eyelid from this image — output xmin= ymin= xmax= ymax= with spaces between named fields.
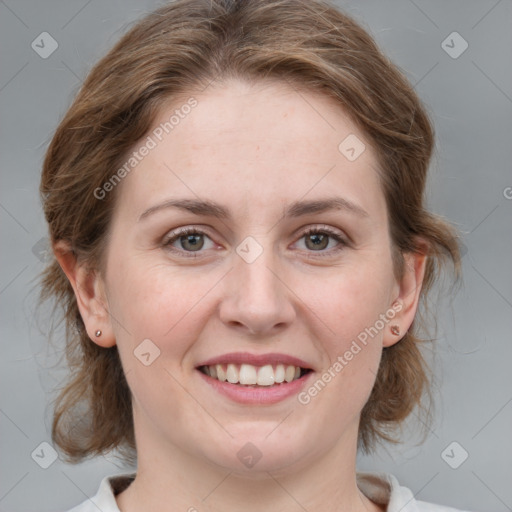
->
xmin=298 ymin=224 xmax=345 ymax=238
xmin=161 ymin=224 xmax=213 ymax=243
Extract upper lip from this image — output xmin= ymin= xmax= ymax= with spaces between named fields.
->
xmin=197 ymin=352 xmax=314 ymax=370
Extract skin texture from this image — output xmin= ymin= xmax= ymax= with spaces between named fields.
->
xmin=55 ymin=79 xmax=426 ymax=512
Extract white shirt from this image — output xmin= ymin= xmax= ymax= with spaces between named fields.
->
xmin=65 ymin=472 xmax=473 ymax=512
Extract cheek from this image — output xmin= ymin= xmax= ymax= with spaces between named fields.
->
xmin=313 ymin=260 xmax=393 ymax=347
xmin=301 ymin=256 xmax=393 ymax=406
xmin=104 ymin=258 xmax=213 ymax=416
xmin=104 ymin=254 xmax=217 ymax=362
xmin=108 ymin=252 xmax=200 ymax=325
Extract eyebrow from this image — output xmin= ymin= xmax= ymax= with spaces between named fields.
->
xmin=138 ymin=196 xmax=369 ymax=222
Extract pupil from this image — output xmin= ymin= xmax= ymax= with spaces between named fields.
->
xmin=308 ymin=233 xmax=328 ymax=250
xmin=183 ymin=234 xmax=203 ymax=251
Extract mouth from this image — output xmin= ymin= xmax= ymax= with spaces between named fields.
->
xmin=197 ymin=363 xmax=313 ymax=387
xmin=195 ymin=352 xmax=315 ymax=404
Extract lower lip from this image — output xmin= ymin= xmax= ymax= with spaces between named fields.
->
xmin=197 ymin=369 xmax=314 ymax=405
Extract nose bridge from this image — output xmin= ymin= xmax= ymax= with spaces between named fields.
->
xmin=219 ymin=234 xmax=295 ymax=333
xmin=240 ymin=242 xmax=278 ymax=296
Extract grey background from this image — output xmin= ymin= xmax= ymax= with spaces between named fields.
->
xmin=1 ymin=1 xmax=511 ymax=511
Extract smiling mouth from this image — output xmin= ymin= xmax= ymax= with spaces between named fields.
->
xmin=197 ymin=363 xmax=312 ymax=387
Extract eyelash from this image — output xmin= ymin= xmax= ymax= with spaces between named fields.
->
xmin=162 ymin=225 xmax=348 ymax=259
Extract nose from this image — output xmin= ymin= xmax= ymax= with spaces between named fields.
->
xmin=218 ymin=242 xmax=296 ymax=337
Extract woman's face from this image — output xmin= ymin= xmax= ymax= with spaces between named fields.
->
xmin=97 ymin=79 xmax=410 ymax=474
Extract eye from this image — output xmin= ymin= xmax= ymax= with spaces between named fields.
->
xmin=295 ymin=226 xmax=347 ymax=256
xmin=162 ymin=227 xmax=216 ymax=257
xmin=162 ymin=225 xmax=348 ymax=259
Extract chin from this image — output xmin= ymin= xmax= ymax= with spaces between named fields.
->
xmin=198 ymin=428 xmax=313 ymax=477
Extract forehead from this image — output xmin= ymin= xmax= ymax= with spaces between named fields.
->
xmin=112 ymin=79 xmax=386 ymax=225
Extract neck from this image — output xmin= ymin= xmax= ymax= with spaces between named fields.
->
xmin=116 ymin=409 xmax=384 ymax=512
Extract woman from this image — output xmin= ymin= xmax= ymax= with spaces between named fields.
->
xmin=39 ymin=0 xmax=468 ymax=510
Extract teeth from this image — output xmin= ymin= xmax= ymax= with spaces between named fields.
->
xmin=203 ymin=363 xmax=307 ymax=386
xmin=257 ymin=365 xmax=274 ymax=386
xmin=226 ymin=363 xmax=238 ymax=384
xmin=216 ymin=364 xmax=227 ymax=382
xmin=285 ymin=365 xmax=295 ymax=383
xmin=275 ymin=364 xmax=285 ymax=383
xmin=239 ymin=364 xmax=258 ymax=385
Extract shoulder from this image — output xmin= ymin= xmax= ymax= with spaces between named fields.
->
xmin=356 ymin=471 xmax=476 ymax=512
xmin=61 ymin=473 xmax=136 ymax=512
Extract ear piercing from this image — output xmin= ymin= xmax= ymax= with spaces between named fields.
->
xmin=390 ymin=325 xmax=400 ymax=336
xmin=95 ymin=330 xmax=102 ymax=337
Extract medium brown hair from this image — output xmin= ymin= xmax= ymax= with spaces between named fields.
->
xmin=39 ymin=0 xmax=461 ymax=463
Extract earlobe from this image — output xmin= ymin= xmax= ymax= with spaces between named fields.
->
xmin=53 ymin=240 xmax=116 ymax=348
xmin=383 ymin=245 xmax=428 ymax=348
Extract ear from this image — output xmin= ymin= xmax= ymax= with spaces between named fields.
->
xmin=53 ymin=240 xmax=116 ymax=348
xmin=383 ymin=242 xmax=428 ymax=348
